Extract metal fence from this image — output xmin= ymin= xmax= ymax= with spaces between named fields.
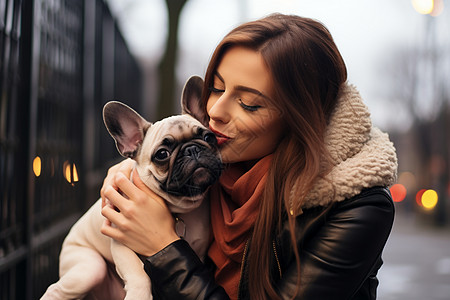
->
xmin=0 ymin=0 xmax=142 ymax=299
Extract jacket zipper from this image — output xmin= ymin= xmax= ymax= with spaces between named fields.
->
xmin=237 ymin=240 xmax=249 ymax=300
xmin=237 ymin=240 xmax=283 ymax=299
xmin=272 ymin=240 xmax=282 ymax=279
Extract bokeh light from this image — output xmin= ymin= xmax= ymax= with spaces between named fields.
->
xmin=398 ymin=172 xmax=417 ymax=190
xmin=73 ymin=165 xmax=79 ymax=182
xmin=416 ymin=189 xmax=426 ymax=207
xmin=33 ymin=156 xmax=42 ymax=177
xmin=447 ymin=182 xmax=450 ymax=197
xmin=430 ymin=0 xmax=444 ymax=16
xmin=421 ymin=189 xmax=438 ymax=210
xmin=390 ymin=183 xmax=407 ymax=202
xmin=63 ymin=161 xmax=79 ymax=185
xmin=412 ymin=0 xmax=434 ymax=14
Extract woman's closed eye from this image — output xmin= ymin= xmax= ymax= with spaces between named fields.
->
xmin=209 ymin=86 xmax=225 ymax=94
xmin=238 ymin=99 xmax=262 ymax=112
xmin=209 ymin=84 xmax=262 ymax=112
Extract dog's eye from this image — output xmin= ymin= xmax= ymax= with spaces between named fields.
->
xmin=154 ymin=149 xmax=170 ymax=161
xmin=204 ymin=132 xmax=217 ymax=145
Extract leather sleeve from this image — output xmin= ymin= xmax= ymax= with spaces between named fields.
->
xmin=276 ymin=187 xmax=395 ymax=300
xmin=143 ymin=239 xmax=229 ymax=300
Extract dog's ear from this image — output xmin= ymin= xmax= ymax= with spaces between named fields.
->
xmin=103 ymin=101 xmax=151 ymax=159
xmin=181 ymin=75 xmax=208 ymax=127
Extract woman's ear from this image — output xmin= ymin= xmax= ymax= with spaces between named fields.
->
xmin=181 ymin=75 xmax=209 ymax=126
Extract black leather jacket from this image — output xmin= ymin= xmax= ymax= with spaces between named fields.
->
xmin=143 ymin=187 xmax=395 ymax=299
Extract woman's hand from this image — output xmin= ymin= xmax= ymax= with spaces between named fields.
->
xmin=100 ymin=167 xmax=180 ymax=257
xmin=100 ymin=158 xmax=135 ymax=209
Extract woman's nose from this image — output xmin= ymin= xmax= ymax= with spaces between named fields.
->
xmin=208 ymin=95 xmax=231 ymax=124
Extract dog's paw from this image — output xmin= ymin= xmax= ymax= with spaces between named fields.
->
xmin=124 ymin=291 xmax=153 ymax=300
xmin=40 ymin=284 xmax=66 ymax=300
xmin=123 ymin=281 xmax=153 ymax=300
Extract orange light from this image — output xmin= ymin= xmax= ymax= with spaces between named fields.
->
xmin=73 ymin=164 xmax=79 ymax=182
xmin=33 ymin=156 xmax=42 ymax=177
xmin=63 ymin=161 xmax=79 ymax=185
xmin=416 ymin=189 xmax=426 ymax=206
xmin=63 ymin=161 xmax=70 ymax=182
xmin=422 ymin=189 xmax=438 ymax=210
xmin=390 ymin=184 xmax=407 ymax=202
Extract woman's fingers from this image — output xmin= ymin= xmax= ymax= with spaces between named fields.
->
xmin=101 ymin=166 xmax=179 ymax=256
xmin=102 ymin=174 xmax=135 ymax=214
xmin=102 ymin=168 xmax=165 ymax=219
xmin=131 ymin=169 xmax=168 ymax=208
xmin=100 ymin=213 xmax=127 ymax=242
xmin=101 ymin=158 xmax=135 ymax=207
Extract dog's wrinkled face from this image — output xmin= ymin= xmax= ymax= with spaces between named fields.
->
xmin=135 ymin=114 xmax=222 ymax=212
xmin=103 ymin=76 xmax=222 ymax=213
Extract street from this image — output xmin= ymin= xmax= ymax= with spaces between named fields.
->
xmin=378 ymin=210 xmax=450 ymax=300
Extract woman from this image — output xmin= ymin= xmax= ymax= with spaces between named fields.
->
xmin=101 ymin=13 xmax=397 ymax=299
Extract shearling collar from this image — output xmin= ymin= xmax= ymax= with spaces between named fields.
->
xmin=291 ymin=83 xmax=398 ymax=215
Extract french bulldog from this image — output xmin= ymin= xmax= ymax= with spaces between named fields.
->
xmin=41 ymin=76 xmax=222 ymax=300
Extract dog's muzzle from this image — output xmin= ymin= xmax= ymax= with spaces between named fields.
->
xmin=163 ymin=142 xmax=222 ymax=197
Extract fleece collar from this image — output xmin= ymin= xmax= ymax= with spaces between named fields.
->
xmin=291 ymin=83 xmax=398 ymax=215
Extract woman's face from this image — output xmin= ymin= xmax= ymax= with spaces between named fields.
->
xmin=206 ymin=46 xmax=286 ymax=164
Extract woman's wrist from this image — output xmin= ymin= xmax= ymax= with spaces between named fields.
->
xmin=140 ymin=215 xmax=183 ymax=257
xmin=142 ymin=239 xmax=201 ymax=272
xmin=147 ymin=233 xmax=180 ymax=257
xmin=140 ymin=233 xmax=181 ymax=258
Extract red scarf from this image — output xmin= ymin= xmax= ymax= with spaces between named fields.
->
xmin=208 ymin=154 xmax=273 ymax=299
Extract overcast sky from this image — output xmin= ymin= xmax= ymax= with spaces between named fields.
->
xmin=107 ymin=0 xmax=449 ymax=131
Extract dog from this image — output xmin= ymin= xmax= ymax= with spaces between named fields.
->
xmin=41 ymin=76 xmax=222 ymax=299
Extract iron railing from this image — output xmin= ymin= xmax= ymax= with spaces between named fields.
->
xmin=0 ymin=0 xmax=142 ymax=298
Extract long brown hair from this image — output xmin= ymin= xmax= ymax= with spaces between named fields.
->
xmin=200 ymin=14 xmax=347 ymax=299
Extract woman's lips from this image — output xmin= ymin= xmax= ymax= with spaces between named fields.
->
xmin=209 ymin=126 xmax=231 ymax=146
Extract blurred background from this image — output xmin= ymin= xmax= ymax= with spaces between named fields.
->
xmin=0 ymin=0 xmax=449 ymax=299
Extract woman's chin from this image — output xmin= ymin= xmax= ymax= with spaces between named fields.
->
xmin=219 ymin=154 xmax=236 ymax=164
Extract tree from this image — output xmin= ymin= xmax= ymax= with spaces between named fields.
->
xmin=383 ymin=17 xmax=450 ymax=226
xmin=157 ymin=0 xmax=188 ymax=119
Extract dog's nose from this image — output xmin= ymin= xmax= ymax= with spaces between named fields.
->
xmin=184 ymin=144 xmax=201 ymax=159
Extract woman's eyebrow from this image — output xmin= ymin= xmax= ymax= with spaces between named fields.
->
xmin=215 ymin=71 xmax=271 ymax=101
xmin=235 ymin=85 xmax=271 ymax=101
xmin=214 ymin=72 xmax=225 ymax=82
